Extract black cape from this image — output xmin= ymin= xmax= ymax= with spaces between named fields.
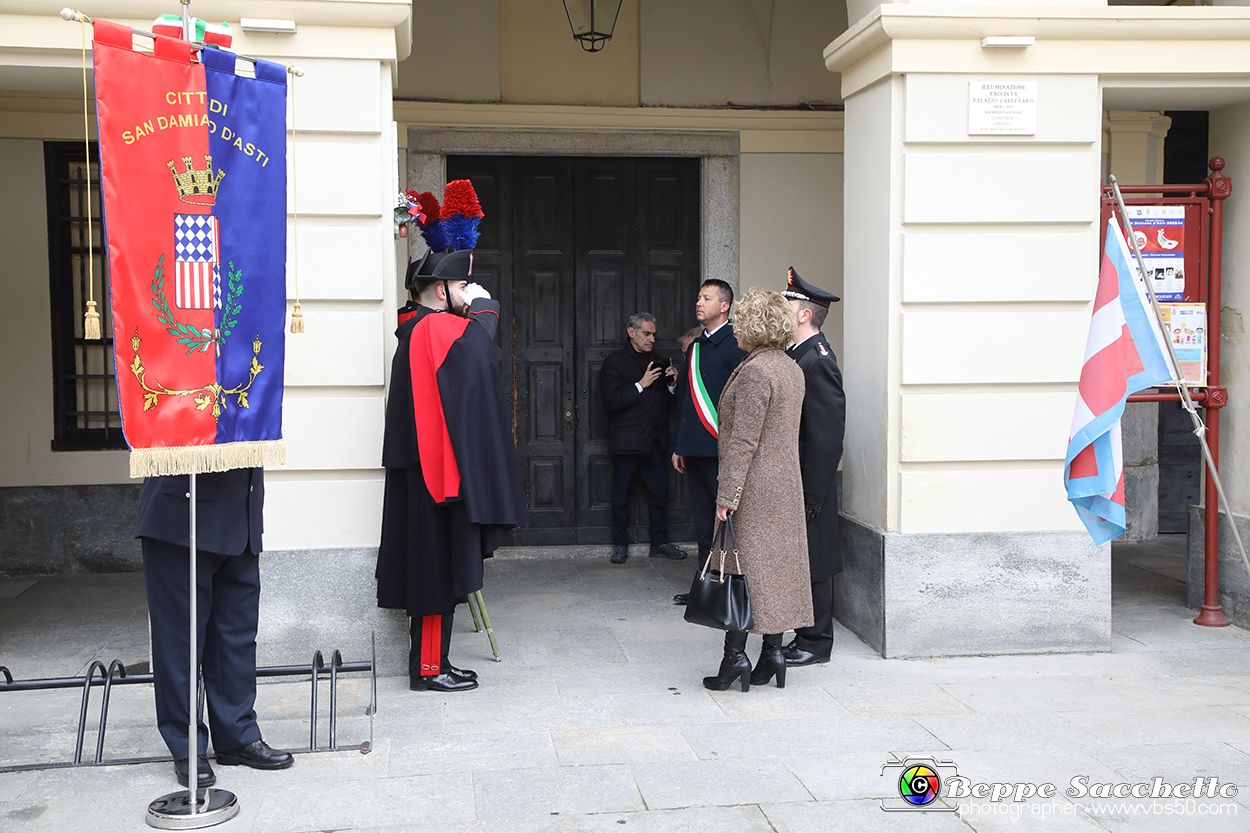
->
xmin=790 ymin=332 xmax=846 ymax=581
xmin=377 ymin=301 xmax=528 ymax=617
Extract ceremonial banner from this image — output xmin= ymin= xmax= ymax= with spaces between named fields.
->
xmin=93 ymin=21 xmax=287 ymax=477
xmin=1064 ymin=220 xmax=1175 ymax=544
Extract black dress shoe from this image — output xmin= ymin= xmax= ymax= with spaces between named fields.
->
xmin=672 ymin=593 xmax=689 ymax=605
xmin=446 ymin=664 xmax=477 ymax=681
xmin=174 ymin=755 xmax=216 ymax=788
xmin=649 ymin=543 xmax=688 ymax=560
xmin=781 ymin=640 xmax=831 ymax=667
xmin=411 ymin=672 xmax=479 ymax=692
xmin=215 ymin=739 xmax=294 ymax=770
xmin=610 ymin=545 xmax=629 ymax=564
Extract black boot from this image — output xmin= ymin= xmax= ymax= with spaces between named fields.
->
xmin=410 ymin=611 xmax=478 ymax=692
xmin=703 ymin=630 xmax=751 ymax=692
xmin=750 ymin=633 xmax=786 ymax=688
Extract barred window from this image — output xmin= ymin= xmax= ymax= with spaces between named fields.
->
xmin=45 ymin=141 xmax=125 ymax=451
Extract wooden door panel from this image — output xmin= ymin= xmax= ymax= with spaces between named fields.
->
xmin=445 ymin=154 xmax=700 ymax=545
xmin=510 ymin=158 xmax=578 ymax=541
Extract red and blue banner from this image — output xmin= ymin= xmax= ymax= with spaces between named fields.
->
xmin=1064 ymin=220 xmax=1175 ymax=544
xmin=92 ymin=20 xmax=287 ymax=477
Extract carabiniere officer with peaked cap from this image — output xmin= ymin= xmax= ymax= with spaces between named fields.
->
xmin=781 ymin=267 xmax=847 ymax=666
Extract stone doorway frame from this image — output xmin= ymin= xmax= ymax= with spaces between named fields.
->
xmin=404 ymin=127 xmax=741 ymax=293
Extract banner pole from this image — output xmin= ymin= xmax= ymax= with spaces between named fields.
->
xmin=1108 ymin=176 xmax=1250 ymax=593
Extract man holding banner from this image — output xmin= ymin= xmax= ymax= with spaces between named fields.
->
xmin=91 ymin=20 xmax=292 ymax=787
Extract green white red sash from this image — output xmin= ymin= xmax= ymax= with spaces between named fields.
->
xmin=688 ymin=340 xmax=718 ymax=437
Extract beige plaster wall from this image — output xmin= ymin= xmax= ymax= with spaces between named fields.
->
xmin=640 ymin=0 xmax=845 ymax=107
xmin=740 ymin=152 xmax=845 ymax=357
xmin=396 ymin=0 xmax=846 ymax=108
xmin=397 ymin=0 xmax=500 ymax=102
xmin=0 ymin=138 xmax=131 ymax=486
xmin=500 ymin=0 xmax=640 ymax=107
xmin=1208 ymin=102 xmax=1250 ymax=517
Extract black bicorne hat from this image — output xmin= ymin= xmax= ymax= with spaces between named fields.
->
xmin=404 ymin=249 xmax=474 ymax=290
xmin=780 ymin=266 xmax=840 ymax=306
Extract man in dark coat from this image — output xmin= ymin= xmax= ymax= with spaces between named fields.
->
xmin=782 ymin=267 xmax=846 ymax=665
xmin=671 ymin=278 xmax=748 ymax=604
xmin=600 ymin=312 xmax=685 ymax=564
xmin=136 ymin=467 xmax=293 ymax=788
xmin=378 ymin=249 xmax=528 ymax=692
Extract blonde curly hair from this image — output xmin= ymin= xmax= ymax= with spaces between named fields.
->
xmin=732 ymin=288 xmax=797 ymax=350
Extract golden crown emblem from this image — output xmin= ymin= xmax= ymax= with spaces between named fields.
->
xmin=167 ymin=156 xmax=225 ymax=206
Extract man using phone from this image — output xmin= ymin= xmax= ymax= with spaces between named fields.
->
xmin=599 ymin=313 xmax=686 ymax=564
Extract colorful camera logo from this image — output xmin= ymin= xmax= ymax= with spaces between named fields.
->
xmin=881 ymin=756 xmax=959 ymax=812
xmin=900 ymin=763 xmax=941 ymax=805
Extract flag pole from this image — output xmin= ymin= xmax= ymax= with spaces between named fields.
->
xmin=1108 ymin=175 xmax=1250 ymax=594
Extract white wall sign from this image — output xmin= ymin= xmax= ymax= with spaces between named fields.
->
xmin=968 ymin=81 xmax=1037 ymax=135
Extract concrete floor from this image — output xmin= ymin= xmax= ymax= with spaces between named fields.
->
xmin=4 ymin=534 xmax=1250 ymax=831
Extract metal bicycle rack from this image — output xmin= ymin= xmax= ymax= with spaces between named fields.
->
xmin=0 ymin=633 xmax=377 ymax=774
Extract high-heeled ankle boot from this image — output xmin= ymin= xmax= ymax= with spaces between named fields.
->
xmin=750 ymin=633 xmax=786 ymax=688
xmin=703 ymin=630 xmax=751 ymax=692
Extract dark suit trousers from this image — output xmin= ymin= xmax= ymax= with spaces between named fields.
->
xmin=610 ymin=442 xmax=669 ymax=547
xmin=142 ymin=538 xmax=262 ymax=759
xmin=793 ymin=577 xmax=834 ymax=656
xmin=683 ymin=455 xmax=719 ymax=563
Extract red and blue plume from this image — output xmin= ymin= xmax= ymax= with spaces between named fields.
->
xmin=439 ymin=179 xmax=485 ymax=252
xmin=414 ymin=191 xmax=450 ymax=253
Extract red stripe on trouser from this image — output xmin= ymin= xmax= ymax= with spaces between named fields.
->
xmin=421 ymin=614 xmax=441 ymax=675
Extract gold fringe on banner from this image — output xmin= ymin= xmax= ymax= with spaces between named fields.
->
xmin=129 ymin=439 xmax=287 ymax=478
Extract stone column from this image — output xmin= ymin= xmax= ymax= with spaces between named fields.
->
xmin=826 ymin=4 xmax=1250 ymax=656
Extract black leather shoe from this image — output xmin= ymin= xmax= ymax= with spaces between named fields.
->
xmin=649 ymin=543 xmax=688 ymax=560
xmin=610 ymin=545 xmax=629 ymax=564
xmin=782 ymin=640 xmax=831 ymax=667
xmin=411 ymin=672 xmax=479 ymax=692
xmin=672 ymin=593 xmax=689 ymax=605
xmin=174 ymin=755 xmax=216 ymax=788
xmin=447 ymin=664 xmax=477 ymax=681
xmin=215 ymin=739 xmax=294 ymax=770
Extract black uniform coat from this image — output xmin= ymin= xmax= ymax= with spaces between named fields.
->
xmin=377 ymin=299 xmax=529 ymax=618
xmin=135 ymin=468 xmax=263 ymax=554
xmin=672 ymin=323 xmax=748 ymax=459
xmin=600 ymin=344 xmax=674 ymax=455
xmin=789 ymin=332 xmax=846 ymax=581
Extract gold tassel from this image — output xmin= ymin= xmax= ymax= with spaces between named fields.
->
xmin=84 ymin=300 xmax=102 ymax=340
xmin=289 ymin=301 xmax=305 ymax=333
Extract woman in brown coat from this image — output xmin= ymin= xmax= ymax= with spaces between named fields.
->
xmin=702 ymin=288 xmax=813 ymax=693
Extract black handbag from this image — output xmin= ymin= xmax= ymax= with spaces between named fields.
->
xmin=683 ymin=516 xmax=754 ymax=632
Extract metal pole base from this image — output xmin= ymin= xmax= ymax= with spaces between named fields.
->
xmin=1194 ymin=605 xmax=1231 ymax=628
xmin=146 ymin=788 xmax=239 ymax=829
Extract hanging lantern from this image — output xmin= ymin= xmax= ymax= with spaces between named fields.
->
xmin=562 ymin=0 xmax=623 ymax=53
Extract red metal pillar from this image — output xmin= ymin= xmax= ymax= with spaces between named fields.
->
xmin=1194 ymin=158 xmax=1232 ymax=627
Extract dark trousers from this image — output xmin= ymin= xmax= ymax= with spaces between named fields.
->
xmin=141 ymin=537 xmax=262 ymax=759
xmin=683 ymin=455 xmax=719 ymax=563
xmin=610 ymin=442 xmax=669 ymax=547
xmin=792 ymin=578 xmax=834 ymax=657
xmin=409 ymin=608 xmax=456 ymax=678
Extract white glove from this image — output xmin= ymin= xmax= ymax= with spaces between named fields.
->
xmin=461 ymin=282 xmax=491 ymax=304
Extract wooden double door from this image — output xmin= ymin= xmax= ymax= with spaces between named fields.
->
xmin=447 ymin=156 xmax=701 ymax=545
